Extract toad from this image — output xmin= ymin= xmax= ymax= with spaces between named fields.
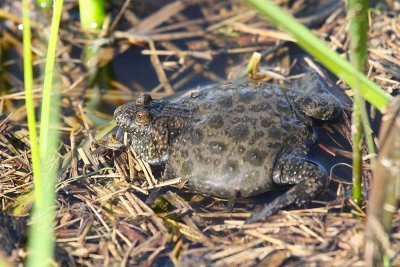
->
xmin=114 ymin=74 xmax=341 ymax=222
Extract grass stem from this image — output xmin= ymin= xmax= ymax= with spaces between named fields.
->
xmin=347 ymin=0 xmax=370 ymax=206
xmin=78 ymin=0 xmax=105 ymax=30
xmin=245 ymin=0 xmax=391 ymax=111
xmin=22 ymin=0 xmax=41 ymax=207
xmin=26 ymin=0 xmax=64 ymax=266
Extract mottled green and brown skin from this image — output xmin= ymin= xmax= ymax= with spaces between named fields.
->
xmin=114 ymin=75 xmax=341 ymax=222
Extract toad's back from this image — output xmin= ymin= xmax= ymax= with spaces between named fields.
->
xmin=168 ymin=82 xmax=315 ymax=198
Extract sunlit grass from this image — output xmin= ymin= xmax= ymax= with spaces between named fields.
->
xmin=24 ymin=0 xmax=64 ymax=266
xmin=22 ymin=0 xmax=41 ymax=206
xmin=36 ymin=0 xmax=53 ymax=10
xmin=78 ymin=0 xmax=105 ymax=30
xmin=79 ymin=0 xmax=111 ymax=127
xmin=347 ymin=0 xmax=371 ymax=207
xmin=245 ymin=0 xmax=392 ymax=111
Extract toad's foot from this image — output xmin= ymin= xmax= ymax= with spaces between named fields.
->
xmin=246 ymin=159 xmax=328 ymax=223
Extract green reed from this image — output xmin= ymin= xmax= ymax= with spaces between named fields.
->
xmin=24 ymin=0 xmax=64 ymax=266
xmin=245 ymin=0 xmax=391 ymax=110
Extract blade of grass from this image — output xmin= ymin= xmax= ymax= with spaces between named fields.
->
xmin=26 ymin=0 xmax=64 ymax=266
xmin=245 ymin=0 xmax=392 ymax=111
xmin=348 ymin=0 xmax=370 ymax=207
xmin=22 ymin=0 xmax=41 ymax=207
xmin=78 ymin=0 xmax=111 ymax=126
xmin=348 ymin=0 xmax=376 ymax=162
xmin=351 ymin=98 xmax=364 ymax=205
xmin=38 ymin=0 xmax=63 ymax=165
xmin=37 ymin=0 xmax=53 ymax=10
xmin=78 ymin=0 xmax=105 ymax=30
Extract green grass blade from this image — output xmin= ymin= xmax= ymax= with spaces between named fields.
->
xmin=22 ymin=0 xmax=41 ymax=207
xmin=351 ymin=98 xmax=363 ymax=205
xmin=245 ymin=0 xmax=392 ymax=111
xmin=37 ymin=0 xmax=53 ymax=10
xmin=78 ymin=0 xmax=111 ymax=126
xmin=26 ymin=0 xmax=64 ymax=266
xmin=348 ymin=0 xmax=370 ymax=206
xmin=78 ymin=0 xmax=105 ymax=30
xmin=38 ymin=0 xmax=63 ymax=165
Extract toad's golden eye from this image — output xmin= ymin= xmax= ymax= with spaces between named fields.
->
xmin=135 ymin=111 xmax=150 ymax=125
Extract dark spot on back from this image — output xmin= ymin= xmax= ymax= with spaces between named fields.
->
xmin=262 ymin=90 xmax=272 ymax=98
xmin=238 ymin=90 xmax=257 ymax=103
xmin=227 ymin=124 xmax=249 ymax=142
xmin=249 ymin=131 xmax=265 ymax=145
xmin=194 ymin=149 xmax=213 ymax=165
xmin=190 ymin=128 xmax=203 ymax=144
xmin=268 ymin=128 xmax=284 ymax=140
xmin=261 ymin=118 xmax=272 ymax=128
xmin=194 ymin=148 xmax=205 ymax=163
xmin=208 ymin=141 xmax=227 ymax=154
xmin=180 ymin=149 xmax=189 ymax=158
xmin=232 ymin=116 xmax=257 ymax=125
xmin=250 ymin=102 xmax=272 ymax=112
xmin=268 ymin=142 xmax=282 ymax=149
xmin=277 ymin=99 xmax=290 ymax=112
xmin=245 ymin=148 xmax=268 ymax=166
xmin=217 ymin=96 xmax=233 ymax=108
xmin=281 ymin=116 xmax=295 ymax=131
xmin=208 ymin=114 xmax=224 ymax=129
xmin=223 ymin=160 xmax=239 ymax=175
xmin=234 ymin=105 xmax=246 ymax=113
xmin=181 ymin=160 xmax=193 ymax=175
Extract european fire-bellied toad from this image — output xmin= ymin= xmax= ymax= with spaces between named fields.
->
xmin=114 ymin=74 xmax=341 ymax=222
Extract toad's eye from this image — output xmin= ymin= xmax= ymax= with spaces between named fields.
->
xmin=135 ymin=111 xmax=150 ymax=125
